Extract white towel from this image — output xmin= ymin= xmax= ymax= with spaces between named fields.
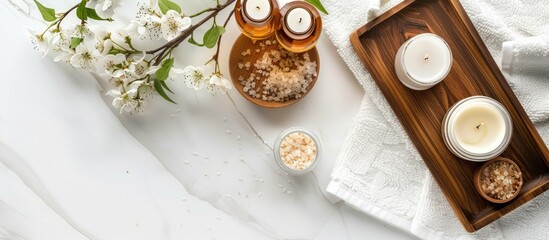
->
xmin=323 ymin=0 xmax=549 ymax=239
xmin=502 ymin=36 xmax=549 ymax=73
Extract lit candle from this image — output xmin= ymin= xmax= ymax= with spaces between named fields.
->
xmin=243 ymin=0 xmax=272 ymax=22
xmin=285 ymin=7 xmax=313 ymax=38
xmin=235 ymin=0 xmax=279 ymax=40
xmin=442 ymin=96 xmax=513 ymax=162
xmin=394 ymin=33 xmax=453 ymax=90
xmin=276 ymin=1 xmax=321 ymax=52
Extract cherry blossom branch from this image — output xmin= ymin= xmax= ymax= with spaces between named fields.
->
xmin=208 ymin=9 xmax=234 ymax=72
xmin=37 ymin=3 xmax=79 ymax=39
xmin=55 ymin=3 xmax=79 ymax=29
xmin=147 ymin=0 xmax=236 ymax=65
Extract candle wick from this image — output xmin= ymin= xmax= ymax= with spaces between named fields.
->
xmin=256 ymin=6 xmax=260 ymax=10
xmin=476 ymin=122 xmax=485 ymax=129
xmin=299 ymin=18 xmax=302 ymax=23
xmin=424 ymin=54 xmax=429 ymax=61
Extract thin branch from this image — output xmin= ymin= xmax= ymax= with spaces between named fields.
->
xmin=210 ymin=9 xmax=235 ymax=72
xmin=189 ymin=7 xmax=217 ymax=18
xmin=56 ymin=3 xmax=79 ymax=30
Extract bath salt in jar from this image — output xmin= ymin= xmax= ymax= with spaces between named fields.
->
xmin=274 ymin=127 xmax=321 ymax=175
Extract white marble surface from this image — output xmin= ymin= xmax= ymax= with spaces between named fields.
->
xmin=0 ymin=0 xmax=417 ymax=239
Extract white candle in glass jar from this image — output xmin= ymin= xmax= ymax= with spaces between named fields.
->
xmin=243 ymin=0 xmax=271 ymax=22
xmin=442 ymin=96 xmax=513 ymax=162
xmin=395 ymin=33 xmax=453 ymax=90
xmin=285 ymin=7 xmax=313 ymax=35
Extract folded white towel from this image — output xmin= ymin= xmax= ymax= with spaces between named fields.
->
xmin=502 ymin=36 xmax=549 ymax=73
xmin=323 ymin=0 xmax=549 ymax=239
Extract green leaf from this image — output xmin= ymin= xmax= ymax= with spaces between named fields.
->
xmin=188 ymin=36 xmax=204 ymax=47
xmin=86 ymin=8 xmax=112 ymax=21
xmin=154 ymin=80 xmax=176 ymax=104
xmin=108 ymin=48 xmax=123 ymax=55
xmin=203 ymin=25 xmax=225 ymax=49
xmin=158 ymin=0 xmax=181 ymax=14
xmin=76 ymin=0 xmax=88 ymax=21
xmin=161 ymin=81 xmax=174 ymax=94
xmin=155 ymin=58 xmax=174 ymax=81
xmin=70 ymin=37 xmax=84 ymax=49
xmin=305 ymin=0 xmax=328 ymax=15
xmin=33 ymin=0 xmax=56 ymax=22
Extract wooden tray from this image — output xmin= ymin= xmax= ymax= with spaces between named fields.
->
xmin=350 ymin=0 xmax=549 ymax=232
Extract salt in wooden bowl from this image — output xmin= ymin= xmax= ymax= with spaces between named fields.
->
xmin=228 ymin=34 xmax=320 ymax=108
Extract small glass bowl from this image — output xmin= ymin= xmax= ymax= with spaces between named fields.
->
xmin=274 ymin=127 xmax=322 ymax=175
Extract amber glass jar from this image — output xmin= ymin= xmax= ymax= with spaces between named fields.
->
xmin=234 ymin=0 xmax=280 ymax=40
xmin=275 ymin=1 xmax=322 ymax=53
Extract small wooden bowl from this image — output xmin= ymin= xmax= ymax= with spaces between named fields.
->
xmin=474 ymin=157 xmax=523 ymax=204
xmin=228 ymin=34 xmax=320 ymax=108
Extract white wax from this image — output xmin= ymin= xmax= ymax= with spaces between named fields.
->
xmin=452 ymin=102 xmax=506 ymax=154
xmin=244 ymin=0 xmax=271 ymax=21
xmin=286 ymin=7 xmax=312 ymax=34
xmin=394 ymin=33 xmax=452 ymax=90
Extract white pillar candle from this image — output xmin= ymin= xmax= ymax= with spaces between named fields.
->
xmin=394 ymin=33 xmax=452 ymax=90
xmin=454 ymin=103 xmax=505 ymax=152
xmin=243 ymin=0 xmax=271 ymax=22
xmin=285 ymin=7 xmax=313 ymax=35
xmin=442 ymin=96 xmax=513 ymax=162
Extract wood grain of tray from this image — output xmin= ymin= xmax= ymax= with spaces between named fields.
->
xmin=350 ymin=0 xmax=549 ymax=232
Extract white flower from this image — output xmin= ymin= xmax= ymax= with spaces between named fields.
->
xmin=98 ymin=38 xmax=113 ymax=55
xmin=99 ymin=52 xmax=147 ymax=81
xmin=128 ymin=8 xmax=161 ymax=40
xmin=160 ymin=10 xmax=191 ymax=41
xmin=182 ymin=65 xmax=208 ymax=90
xmin=130 ymin=80 xmax=154 ymax=99
xmin=130 ymin=60 xmax=150 ymax=79
xmin=120 ymin=52 xmax=149 ymax=79
xmin=68 ymin=24 xmax=95 ymax=41
xmin=28 ymin=29 xmax=50 ymax=57
xmin=44 ymin=30 xmax=74 ymax=62
xmin=88 ymin=25 xmax=113 ymax=55
xmin=106 ymin=77 xmax=126 ymax=89
xmin=29 ymin=29 xmax=72 ymax=59
xmin=108 ymin=28 xmax=135 ymax=51
xmin=207 ymin=74 xmax=232 ymax=95
xmin=97 ymin=53 xmax=126 ymax=77
xmin=107 ymin=89 xmax=139 ymax=113
xmin=70 ymin=44 xmax=99 ymax=70
xmin=53 ymin=47 xmax=75 ymax=63
xmin=49 ymin=31 xmax=71 ymax=51
xmin=86 ymin=0 xmax=118 ymax=18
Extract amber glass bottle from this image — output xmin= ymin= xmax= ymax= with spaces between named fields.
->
xmin=234 ymin=0 xmax=280 ymax=40
xmin=275 ymin=1 xmax=322 ymax=53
